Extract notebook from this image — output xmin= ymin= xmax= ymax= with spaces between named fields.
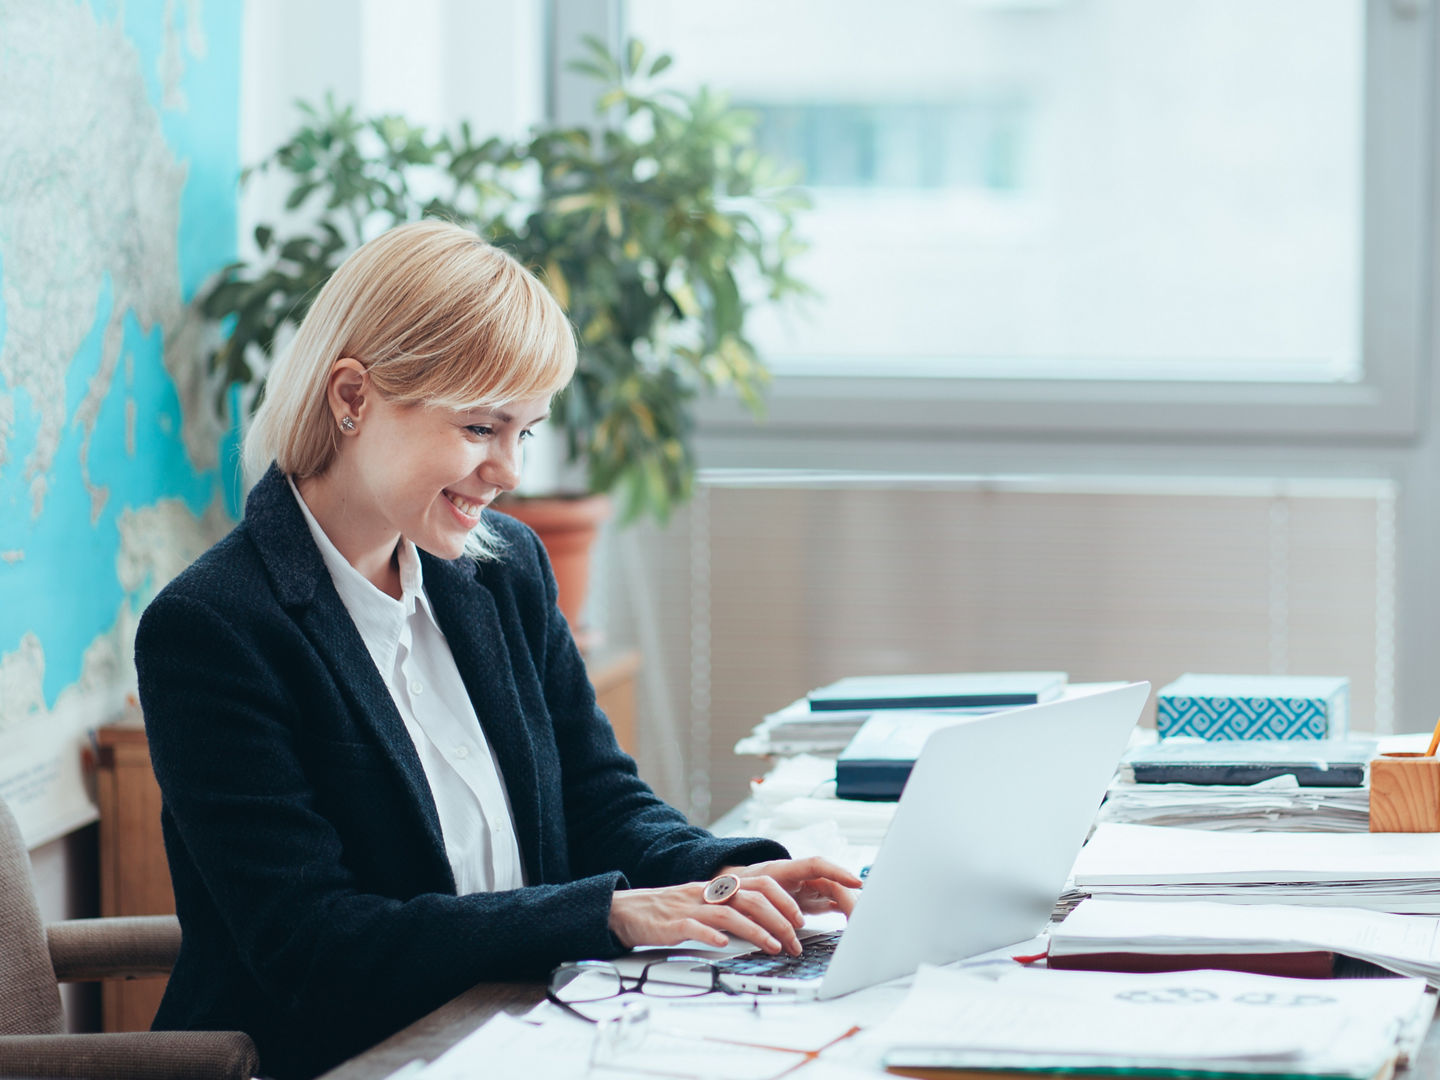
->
xmin=714 ymin=681 xmax=1150 ymax=997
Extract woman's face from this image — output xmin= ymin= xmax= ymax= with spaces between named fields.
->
xmin=348 ymin=391 xmax=551 ymax=559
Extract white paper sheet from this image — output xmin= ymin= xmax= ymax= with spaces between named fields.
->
xmin=1076 ymin=823 xmax=1440 ymax=884
xmin=418 ymin=1012 xmax=806 ymax=1080
xmin=867 ymin=964 xmax=1427 ymax=1077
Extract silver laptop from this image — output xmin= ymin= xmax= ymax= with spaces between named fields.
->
xmin=714 ymin=681 xmax=1149 ymax=998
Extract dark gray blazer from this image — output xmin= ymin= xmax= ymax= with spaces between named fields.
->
xmin=135 ymin=466 xmax=785 ymax=1079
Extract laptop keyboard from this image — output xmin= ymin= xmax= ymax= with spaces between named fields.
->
xmin=715 ymin=929 xmax=845 ymax=981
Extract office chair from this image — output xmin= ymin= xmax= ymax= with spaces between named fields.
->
xmin=0 ymin=794 xmax=257 ymax=1079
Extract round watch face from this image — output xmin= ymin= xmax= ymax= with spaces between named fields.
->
xmin=703 ymin=873 xmax=741 ymax=904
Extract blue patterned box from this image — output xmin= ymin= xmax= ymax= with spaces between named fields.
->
xmin=1156 ymin=674 xmax=1349 ymax=741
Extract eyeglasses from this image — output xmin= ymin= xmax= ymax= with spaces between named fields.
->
xmin=546 ymin=960 xmax=861 ymax=1077
xmin=547 ymin=958 xmax=744 ymax=1022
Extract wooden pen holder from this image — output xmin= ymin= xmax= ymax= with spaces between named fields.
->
xmin=1369 ymin=753 xmax=1440 ymax=832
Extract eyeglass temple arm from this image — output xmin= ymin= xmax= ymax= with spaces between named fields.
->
xmin=544 ymin=990 xmax=602 ymax=1025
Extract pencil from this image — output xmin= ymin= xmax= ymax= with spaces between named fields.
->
xmin=1426 ymin=715 xmax=1440 ymax=757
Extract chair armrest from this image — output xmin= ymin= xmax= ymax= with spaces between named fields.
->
xmin=45 ymin=916 xmax=181 ymax=981
xmin=0 ymin=1031 xmax=257 ymax=1080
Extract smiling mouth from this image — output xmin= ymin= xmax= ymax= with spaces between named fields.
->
xmin=444 ymin=490 xmax=485 ymax=519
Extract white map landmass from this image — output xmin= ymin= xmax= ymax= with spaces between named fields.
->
xmin=0 ymin=0 xmax=221 ymax=525
xmin=0 ymin=496 xmax=230 ymax=737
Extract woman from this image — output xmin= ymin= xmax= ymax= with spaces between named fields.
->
xmin=135 ymin=220 xmax=859 ymax=1080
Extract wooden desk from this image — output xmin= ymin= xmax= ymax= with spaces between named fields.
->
xmin=318 ymin=982 xmax=544 ymax=1080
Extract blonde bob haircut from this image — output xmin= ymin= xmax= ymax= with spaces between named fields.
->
xmin=243 ymin=219 xmax=577 ymax=558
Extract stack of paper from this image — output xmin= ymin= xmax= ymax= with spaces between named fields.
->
xmin=1051 ymin=898 xmax=1440 ymax=986
xmin=720 ymin=755 xmax=892 ymax=863
xmin=1097 ymin=775 xmax=1372 ymax=832
xmin=1121 ymin=736 xmax=1375 ymax=786
xmin=870 ymin=964 xmax=1431 ymax=1079
xmin=1073 ymin=823 xmax=1440 ymax=913
xmin=734 ymin=697 xmax=884 ymax=756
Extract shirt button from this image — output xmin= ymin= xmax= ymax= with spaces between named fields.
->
xmin=410 ymin=680 xmax=423 ymax=695
xmin=454 ymin=744 xmax=470 ymax=759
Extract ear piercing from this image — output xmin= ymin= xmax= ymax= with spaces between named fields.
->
xmin=339 ymin=416 xmax=357 ymax=432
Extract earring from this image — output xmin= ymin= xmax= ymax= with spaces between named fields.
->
xmin=339 ymin=416 xmax=356 ymax=432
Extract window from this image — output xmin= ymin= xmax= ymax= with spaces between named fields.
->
xmin=746 ymin=101 xmax=1030 ymax=192
xmin=616 ymin=0 xmax=1429 ymax=437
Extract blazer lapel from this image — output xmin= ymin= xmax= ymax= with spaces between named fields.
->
xmin=242 ymin=467 xmax=452 ymax=886
xmin=420 ymin=552 xmax=545 ymax=885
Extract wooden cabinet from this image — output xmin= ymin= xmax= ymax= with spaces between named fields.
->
xmin=88 ymin=649 xmax=639 ymax=1032
xmin=589 ymin=648 xmax=641 ymax=755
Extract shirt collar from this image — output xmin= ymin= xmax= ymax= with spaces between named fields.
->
xmin=287 ymin=476 xmax=428 ymax=670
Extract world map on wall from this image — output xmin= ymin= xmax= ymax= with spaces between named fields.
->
xmin=0 ymin=0 xmax=242 ymax=843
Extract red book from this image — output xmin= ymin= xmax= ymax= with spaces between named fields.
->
xmin=1046 ymin=948 xmax=1337 ymax=979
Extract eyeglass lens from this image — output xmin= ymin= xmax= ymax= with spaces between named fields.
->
xmin=638 ymin=959 xmax=716 ymax=998
xmin=550 ymin=962 xmax=623 ymax=1003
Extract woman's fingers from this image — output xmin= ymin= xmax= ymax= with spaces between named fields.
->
xmin=796 ymin=875 xmax=858 ymax=917
xmin=740 ymin=875 xmax=805 ymax=928
xmin=768 ymin=855 xmax=863 ymax=890
xmin=727 ymin=882 xmax=802 ymax=954
xmin=704 ymin=901 xmax=789 ymax=955
xmin=680 ymin=917 xmax=729 ymax=949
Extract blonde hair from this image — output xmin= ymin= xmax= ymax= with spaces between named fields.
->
xmin=243 ymin=219 xmax=577 ymax=557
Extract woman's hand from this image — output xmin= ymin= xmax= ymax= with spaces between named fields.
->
xmin=607 ymin=856 xmax=862 ymax=956
xmin=720 ymin=856 xmax=862 ymax=918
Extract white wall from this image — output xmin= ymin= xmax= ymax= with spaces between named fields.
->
xmin=238 ymin=0 xmax=546 ymax=262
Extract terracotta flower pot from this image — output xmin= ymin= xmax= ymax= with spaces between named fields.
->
xmin=496 ymin=494 xmax=611 ymax=648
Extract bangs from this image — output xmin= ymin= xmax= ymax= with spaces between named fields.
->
xmin=368 ymin=248 xmax=577 ymax=411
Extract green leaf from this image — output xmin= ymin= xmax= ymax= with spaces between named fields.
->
xmin=648 ymin=54 xmax=673 ymax=78
xmin=566 ymin=59 xmax=610 ymax=81
xmin=626 ymin=38 xmax=644 ymax=76
xmin=283 ymin=180 xmax=318 ymax=210
xmin=711 ymin=270 xmax=742 ymax=336
xmin=579 ymin=34 xmax=622 ymax=78
xmin=279 ymin=237 xmax=314 ymax=262
xmin=254 ymin=224 xmax=273 ymax=252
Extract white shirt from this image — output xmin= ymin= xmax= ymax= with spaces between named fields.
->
xmin=288 ymin=479 xmax=526 ymax=894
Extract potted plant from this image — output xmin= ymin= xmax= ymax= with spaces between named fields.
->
xmin=198 ymin=37 xmax=810 ymax=634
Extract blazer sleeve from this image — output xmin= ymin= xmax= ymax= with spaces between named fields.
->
xmin=511 ymin=525 xmax=789 ymax=886
xmin=137 ymin=588 xmax=627 ymax=1031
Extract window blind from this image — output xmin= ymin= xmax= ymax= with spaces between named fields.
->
xmin=606 ymin=475 xmax=1394 ymax=822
